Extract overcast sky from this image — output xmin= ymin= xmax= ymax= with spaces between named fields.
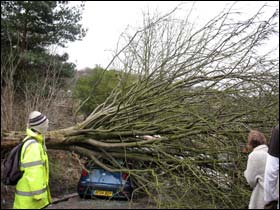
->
xmin=56 ymin=1 xmax=279 ymax=70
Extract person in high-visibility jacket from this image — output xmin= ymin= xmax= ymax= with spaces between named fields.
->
xmin=13 ymin=111 xmax=52 ymax=209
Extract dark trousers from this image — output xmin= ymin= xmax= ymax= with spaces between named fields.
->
xmin=264 ymin=200 xmax=278 ymax=209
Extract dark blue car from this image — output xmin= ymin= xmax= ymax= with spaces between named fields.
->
xmin=77 ymin=167 xmax=134 ymax=200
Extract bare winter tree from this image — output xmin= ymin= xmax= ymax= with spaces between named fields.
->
xmin=1 ymin=46 xmax=20 ymax=131
xmin=20 ymin=54 xmax=75 ymax=129
xmin=1 ymin=46 xmax=74 ymax=131
xmin=2 ymin=3 xmax=279 ymax=208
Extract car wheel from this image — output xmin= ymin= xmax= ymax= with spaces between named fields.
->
xmin=79 ymin=194 xmax=85 ymax=199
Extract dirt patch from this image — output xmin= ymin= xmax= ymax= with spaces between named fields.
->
xmin=48 ymin=149 xmax=84 ymax=196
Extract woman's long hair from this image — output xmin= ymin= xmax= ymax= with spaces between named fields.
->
xmin=245 ymin=130 xmax=267 ymax=152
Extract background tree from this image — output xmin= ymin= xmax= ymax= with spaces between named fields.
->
xmin=73 ymin=66 xmax=137 ymax=116
xmin=1 ymin=1 xmax=87 ymax=130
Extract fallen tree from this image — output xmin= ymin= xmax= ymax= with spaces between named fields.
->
xmin=1 ymin=3 xmax=279 ymax=208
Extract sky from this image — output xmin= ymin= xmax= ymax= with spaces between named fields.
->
xmin=56 ymin=1 xmax=279 ymax=70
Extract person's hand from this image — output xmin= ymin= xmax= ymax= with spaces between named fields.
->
xmin=33 ymin=195 xmax=43 ymax=201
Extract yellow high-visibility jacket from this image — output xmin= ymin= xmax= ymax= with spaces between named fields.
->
xmin=13 ymin=128 xmax=52 ymax=209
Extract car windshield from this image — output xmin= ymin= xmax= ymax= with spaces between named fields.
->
xmin=89 ymin=168 xmax=122 ymax=185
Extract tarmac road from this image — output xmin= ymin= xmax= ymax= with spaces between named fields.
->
xmin=45 ymin=195 xmax=156 ymax=209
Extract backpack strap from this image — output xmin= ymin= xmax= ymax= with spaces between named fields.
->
xmin=22 ymin=135 xmax=34 ymax=143
xmin=20 ymin=138 xmax=45 ymax=169
xmin=21 ymin=137 xmax=38 ymax=159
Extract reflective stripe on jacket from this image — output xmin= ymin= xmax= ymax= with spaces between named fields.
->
xmin=13 ymin=128 xmax=52 ymax=209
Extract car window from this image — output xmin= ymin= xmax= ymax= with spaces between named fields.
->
xmin=89 ymin=169 xmax=122 ymax=184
